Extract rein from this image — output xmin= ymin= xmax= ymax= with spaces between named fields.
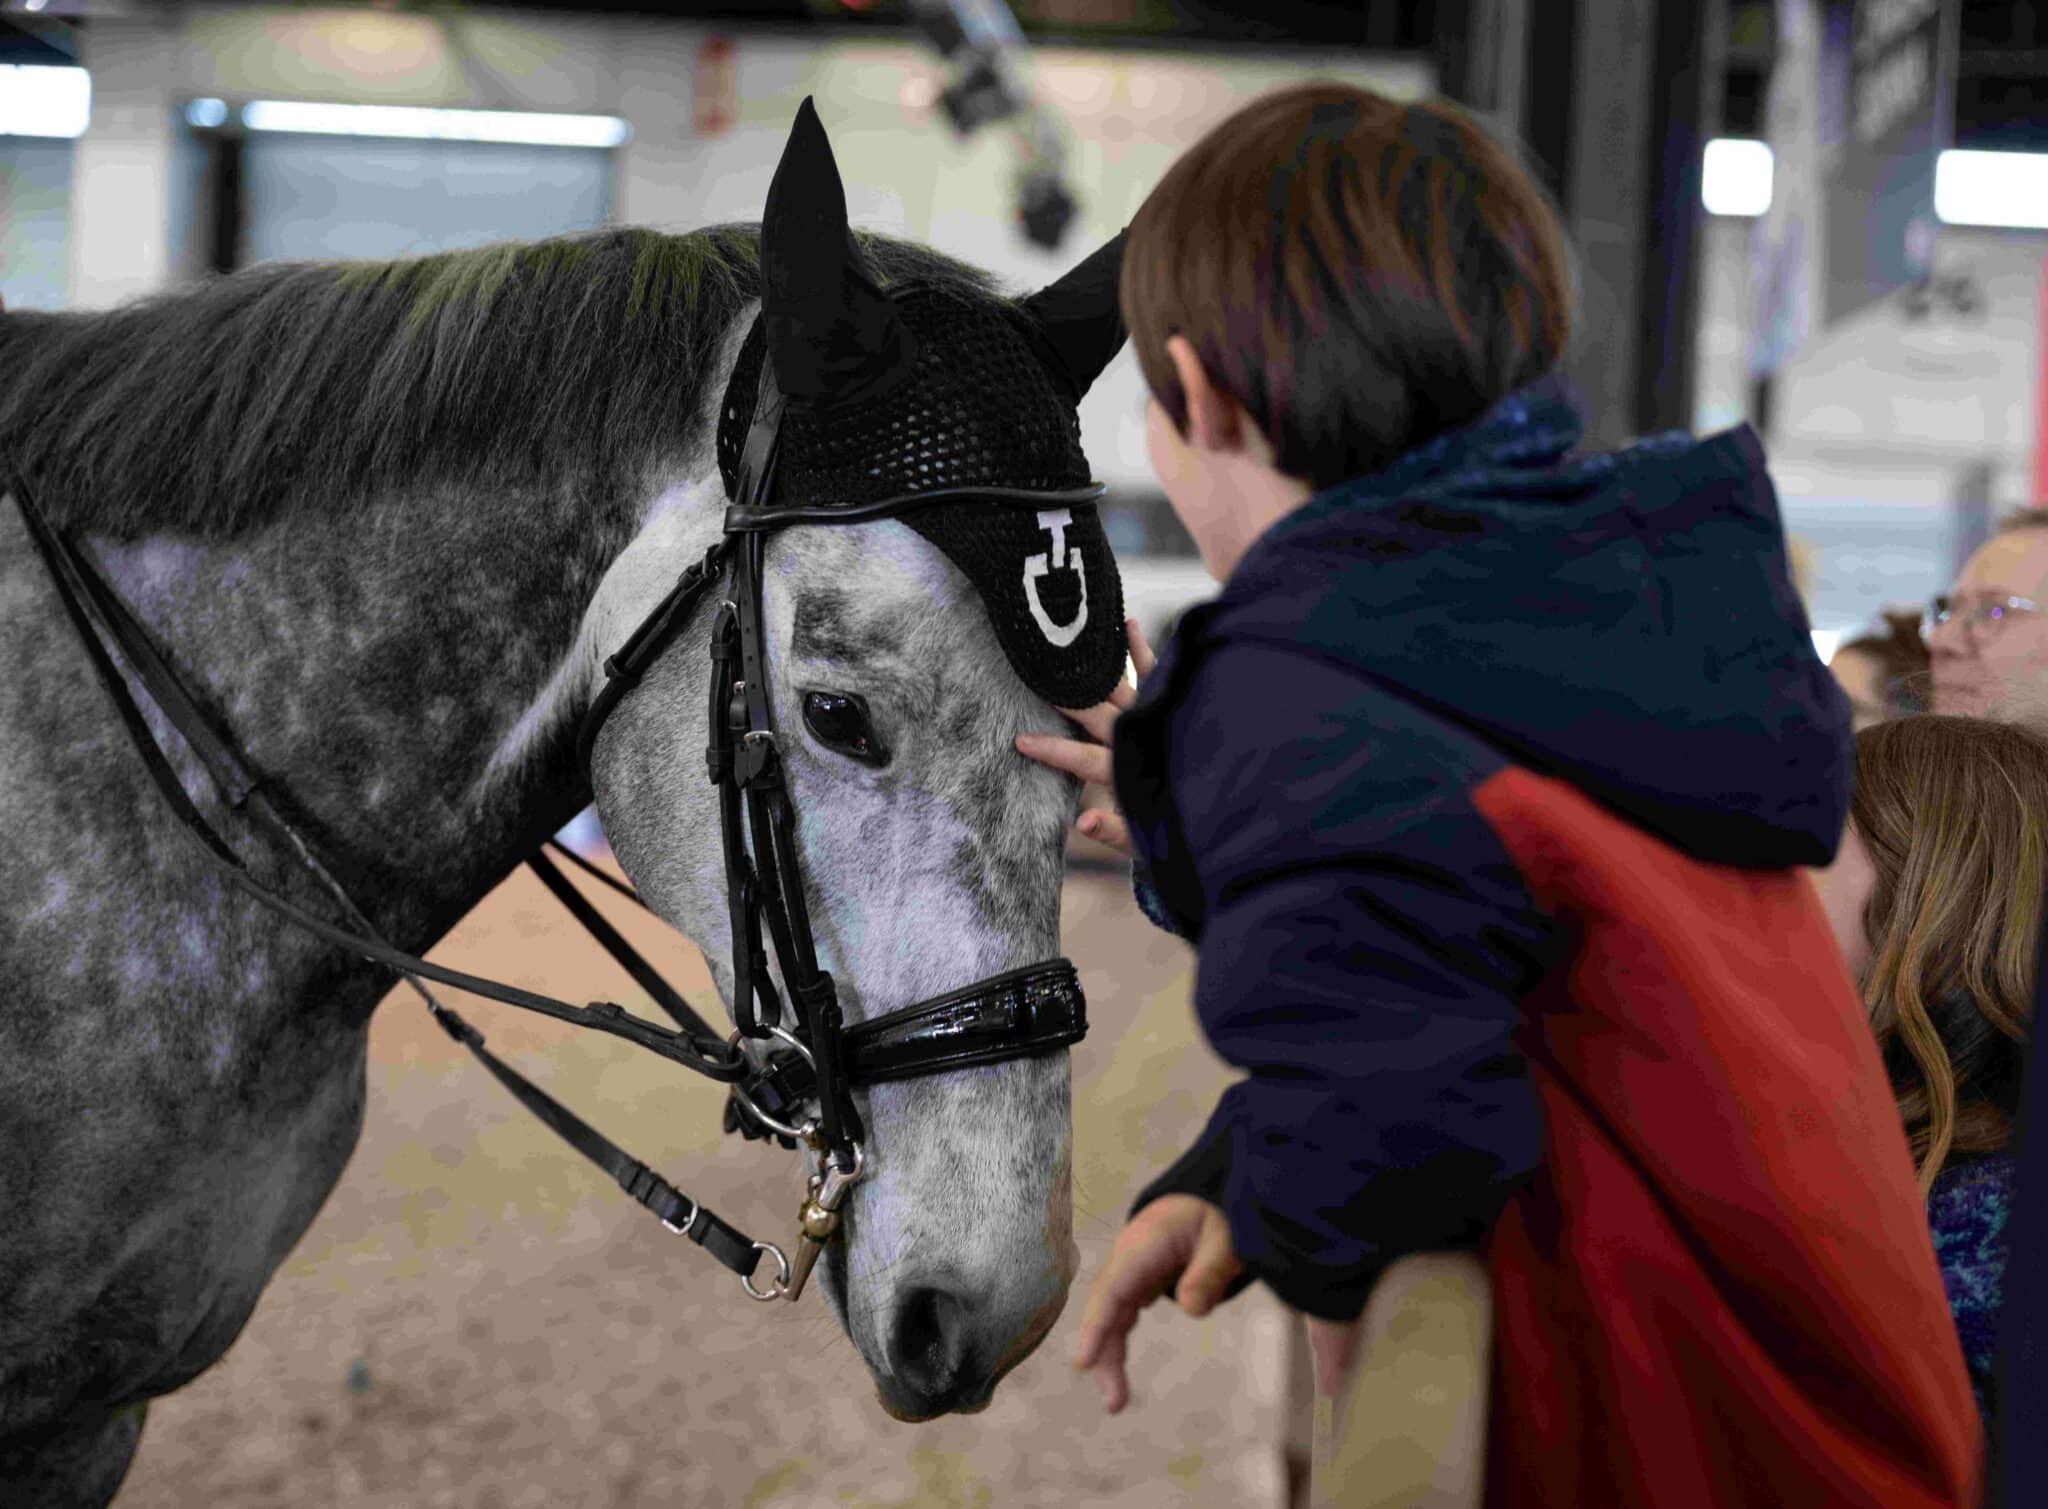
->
xmin=7 ymin=334 xmax=1091 ymax=1306
xmin=12 ymin=474 xmax=776 ymax=1287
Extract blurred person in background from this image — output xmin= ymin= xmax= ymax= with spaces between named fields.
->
xmin=1809 ymin=715 xmax=2041 ymax=1444
xmin=1017 ymin=78 xmax=1978 ymax=1507
xmin=1928 ymin=512 xmax=2048 ymax=723
xmin=1918 ymin=510 xmax=2048 ymax=1499
xmin=1834 ymin=608 xmax=1932 ymax=728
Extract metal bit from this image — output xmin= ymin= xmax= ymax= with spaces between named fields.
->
xmin=782 ymin=1156 xmax=862 ymax=1302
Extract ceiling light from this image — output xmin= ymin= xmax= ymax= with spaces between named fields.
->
xmin=0 ymin=64 xmax=90 ymax=140
xmin=239 ymin=100 xmax=629 ymax=149
xmin=1702 ymin=137 xmax=1774 ymax=217
xmin=1935 ymin=150 xmax=2048 ymax=231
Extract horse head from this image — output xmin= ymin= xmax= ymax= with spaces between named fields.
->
xmin=586 ymin=99 xmax=1128 ymax=1419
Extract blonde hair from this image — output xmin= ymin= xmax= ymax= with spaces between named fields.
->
xmin=1851 ymin=716 xmax=2043 ymax=1193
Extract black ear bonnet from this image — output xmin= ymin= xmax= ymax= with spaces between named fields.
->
xmin=714 ymin=288 xmax=1128 ymax=710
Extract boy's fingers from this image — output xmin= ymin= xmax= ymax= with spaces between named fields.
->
xmin=1062 ymin=700 xmax=1119 ymax=745
xmin=1078 ymin=810 xmax=1133 ymax=856
xmin=1075 ymin=1213 xmax=1193 ymax=1413
xmin=1074 ymin=1206 xmax=1197 ymax=1369
xmin=1074 ymin=1201 xmax=1220 ymax=1415
xmin=1173 ymin=1212 xmax=1244 ymax=1317
xmin=1127 ymin=618 xmax=1158 ymax=680
xmin=1074 ymin=1246 xmax=1167 ymax=1365
xmin=1088 ymin=1334 xmax=1131 ymax=1414
xmin=1015 ymin=734 xmax=1112 ymax=786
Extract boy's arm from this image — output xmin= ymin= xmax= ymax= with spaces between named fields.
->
xmin=1132 ymin=642 xmax=1564 ymax=1321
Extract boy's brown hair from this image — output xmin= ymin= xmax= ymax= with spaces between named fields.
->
xmin=1122 ymin=82 xmax=1574 ymax=489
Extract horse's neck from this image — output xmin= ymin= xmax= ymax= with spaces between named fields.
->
xmin=88 ymin=475 xmax=720 ymax=954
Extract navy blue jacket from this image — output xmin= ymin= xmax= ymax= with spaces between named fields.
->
xmin=1114 ymin=378 xmax=1853 ymax=1322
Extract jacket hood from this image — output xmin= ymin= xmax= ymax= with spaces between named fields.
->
xmin=1198 ymin=378 xmax=1852 ymax=869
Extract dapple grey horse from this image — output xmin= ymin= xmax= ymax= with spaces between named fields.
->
xmin=0 ymin=165 xmax=1126 ymax=1500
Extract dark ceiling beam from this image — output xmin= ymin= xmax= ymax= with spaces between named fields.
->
xmin=0 ymin=17 xmax=81 ymax=64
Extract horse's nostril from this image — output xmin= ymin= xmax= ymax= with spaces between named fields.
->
xmin=888 ymin=1285 xmax=971 ymax=1399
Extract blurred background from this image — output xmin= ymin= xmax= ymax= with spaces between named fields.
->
xmin=6 ymin=0 xmax=2043 ymax=642
xmin=2 ymin=1 xmax=2041 ymax=1505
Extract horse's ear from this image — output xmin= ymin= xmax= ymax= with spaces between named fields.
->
xmin=760 ymin=97 xmax=917 ymax=408
xmin=1018 ymin=228 xmax=1128 ymax=402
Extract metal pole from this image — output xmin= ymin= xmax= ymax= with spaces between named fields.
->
xmin=1630 ymin=0 xmax=1725 ymax=436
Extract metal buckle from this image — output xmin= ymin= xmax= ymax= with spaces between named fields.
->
xmin=659 ymin=1194 xmax=702 ymax=1238
xmin=734 ymin=727 xmax=778 ymax=784
xmin=742 ymin=1241 xmax=793 ymax=1302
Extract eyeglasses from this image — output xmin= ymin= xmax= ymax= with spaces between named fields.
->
xmin=1924 ymin=595 xmax=2044 ymax=642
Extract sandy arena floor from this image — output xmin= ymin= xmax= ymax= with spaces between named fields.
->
xmin=116 ymin=855 xmax=1299 ymax=1509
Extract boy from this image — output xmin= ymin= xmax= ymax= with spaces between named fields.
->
xmin=1020 ymin=82 xmax=1979 ymax=1506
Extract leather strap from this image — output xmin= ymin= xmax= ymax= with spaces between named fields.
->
xmin=526 ymin=845 xmax=729 ymax=1048
xmin=723 ymin=481 xmax=1105 ymax=533
xmin=722 ymin=959 xmax=1087 ymax=1116
xmin=444 ymin=1006 xmax=758 ymax=1276
xmin=576 ymin=539 xmax=732 ymax=776
xmin=725 ymin=524 xmax=866 ymax=1165
xmin=842 ymin=959 xmax=1088 ymax=1084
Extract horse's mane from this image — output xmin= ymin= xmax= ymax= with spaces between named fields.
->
xmin=0 ymin=225 xmax=998 ymax=539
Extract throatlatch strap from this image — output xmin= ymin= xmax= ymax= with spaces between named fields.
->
xmin=10 ymin=477 xmax=763 ymax=1280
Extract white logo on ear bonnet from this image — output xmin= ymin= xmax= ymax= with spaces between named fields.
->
xmin=1023 ymin=509 xmax=1089 ymax=648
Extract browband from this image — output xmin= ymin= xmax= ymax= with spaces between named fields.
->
xmin=723 ymin=483 xmax=1106 ymax=533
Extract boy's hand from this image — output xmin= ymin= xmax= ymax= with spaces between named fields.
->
xmin=1073 ymin=1197 xmax=1369 ymax=1413
xmin=1015 ymin=617 xmax=1157 ymax=856
xmin=1072 ymin=1194 xmax=1243 ymax=1413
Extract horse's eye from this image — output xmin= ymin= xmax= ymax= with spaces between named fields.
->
xmin=801 ymin=690 xmax=889 ymax=767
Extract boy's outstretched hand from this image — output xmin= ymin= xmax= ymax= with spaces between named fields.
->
xmin=1073 ymin=1194 xmax=1366 ymax=1413
xmin=1015 ymin=617 xmax=1157 ymax=856
xmin=1073 ymin=1195 xmax=1242 ymax=1413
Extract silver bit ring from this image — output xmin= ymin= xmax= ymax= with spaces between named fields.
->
xmin=742 ymin=1241 xmax=793 ymax=1302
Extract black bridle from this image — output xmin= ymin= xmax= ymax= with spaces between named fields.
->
xmin=573 ymin=344 xmax=1095 ymax=1294
xmin=9 ymin=337 xmax=1092 ymax=1306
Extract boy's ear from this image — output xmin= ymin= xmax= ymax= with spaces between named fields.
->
xmin=1165 ymin=335 xmax=1247 ymax=456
